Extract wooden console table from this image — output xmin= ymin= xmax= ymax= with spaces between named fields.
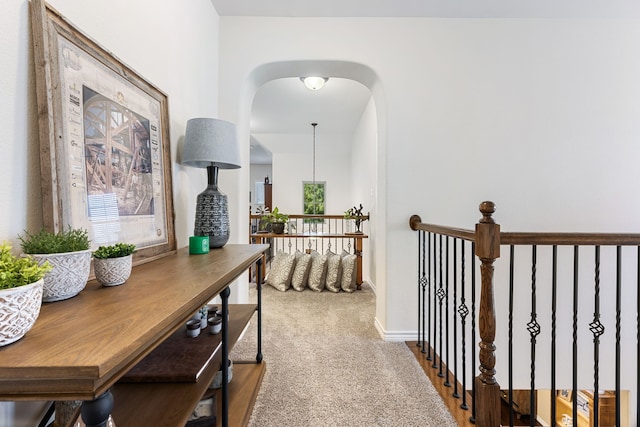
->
xmin=250 ymin=233 xmax=367 ymax=289
xmin=0 ymin=244 xmax=268 ymax=427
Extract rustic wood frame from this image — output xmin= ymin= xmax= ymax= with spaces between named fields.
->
xmin=31 ymin=0 xmax=176 ymax=265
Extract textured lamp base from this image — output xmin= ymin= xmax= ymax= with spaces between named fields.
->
xmin=194 ymin=184 xmax=230 ymax=248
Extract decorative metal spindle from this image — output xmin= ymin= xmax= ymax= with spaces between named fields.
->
xmin=527 ymin=245 xmax=540 ymax=427
xmin=508 ymin=245 xmax=515 ymax=427
xmin=637 ymin=247 xmax=640 ymax=427
xmin=572 ymin=246 xmax=579 ymax=422
xmin=615 ymin=246 xmax=621 ymax=427
xmin=470 ymin=241 xmax=476 ymax=423
xmin=590 ymin=246 xmax=605 ymax=427
xmin=419 ymin=231 xmax=427 ymax=352
xmin=438 ymin=234 xmax=444 ymax=378
xmin=444 ymin=236 xmax=451 ymax=387
xmin=459 ymin=240 xmax=469 ymax=410
xmin=436 ymin=234 xmax=443 ymax=370
xmin=417 ymin=231 xmax=421 ymax=349
xmin=452 ymin=239 xmax=460 ymax=397
xmin=551 ymin=246 xmax=558 ymax=426
xmin=427 ymin=233 xmax=433 ymax=361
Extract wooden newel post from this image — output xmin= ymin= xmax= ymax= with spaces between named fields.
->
xmin=474 ymin=201 xmax=501 ymax=427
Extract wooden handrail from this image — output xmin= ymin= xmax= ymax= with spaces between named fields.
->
xmin=409 ymin=215 xmax=476 ymax=241
xmin=501 ymin=231 xmax=640 ymax=246
xmin=250 ymin=213 xmax=370 ymax=221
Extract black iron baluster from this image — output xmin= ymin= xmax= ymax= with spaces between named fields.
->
xmin=427 ymin=232 xmax=434 ymax=361
xmin=459 ymin=240 xmax=469 ymax=410
xmin=527 ymin=246 xmax=541 ymax=427
xmin=419 ymin=231 xmax=428 ymax=353
xmin=444 ymin=236 xmax=451 ymax=387
xmin=470 ymin=241 xmax=477 ymax=424
xmin=417 ymin=231 xmax=422 ymax=349
xmin=508 ymin=245 xmax=515 ymax=427
xmin=431 ymin=233 xmax=438 ymax=366
xmin=551 ymin=245 xmax=558 ymax=427
xmin=637 ymin=247 xmax=640 ymax=427
xmin=572 ymin=246 xmax=579 ymax=423
xmin=453 ymin=238 xmax=460 ymax=398
xmin=615 ymin=246 xmax=621 ymax=427
xmin=590 ymin=246 xmax=605 ymax=427
xmin=437 ymin=234 xmax=444 ymax=372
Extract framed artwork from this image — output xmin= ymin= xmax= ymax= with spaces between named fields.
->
xmin=31 ymin=0 xmax=176 ymax=264
xmin=558 ymin=389 xmax=572 ymax=402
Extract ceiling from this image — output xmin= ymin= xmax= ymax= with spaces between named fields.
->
xmin=211 ymin=0 xmax=640 ymax=19
xmin=218 ymin=1 xmax=640 ymax=164
xmin=250 ymin=78 xmax=371 ymax=164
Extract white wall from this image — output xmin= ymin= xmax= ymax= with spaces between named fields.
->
xmin=217 ymin=17 xmax=640 ymax=342
xmin=350 ymin=97 xmax=377 ymax=288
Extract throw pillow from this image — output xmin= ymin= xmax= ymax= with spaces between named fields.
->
xmin=340 ymin=250 xmax=357 ymax=293
xmin=265 ymin=251 xmax=296 ymax=292
xmin=307 ymin=251 xmax=328 ymax=292
xmin=324 ymin=250 xmax=343 ymax=293
xmin=291 ymin=250 xmax=312 ymax=291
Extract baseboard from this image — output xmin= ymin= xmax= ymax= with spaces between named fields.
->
xmin=374 ymin=318 xmax=419 ymax=342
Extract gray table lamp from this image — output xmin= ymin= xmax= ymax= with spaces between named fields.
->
xmin=182 ymin=118 xmax=241 ymax=248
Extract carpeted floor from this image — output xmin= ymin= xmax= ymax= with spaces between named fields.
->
xmin=230 ymin=283 xmax=457 ymax=427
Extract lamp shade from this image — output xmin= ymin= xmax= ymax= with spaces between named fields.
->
xmin=183 ymin=118 xmax=241 ymax=169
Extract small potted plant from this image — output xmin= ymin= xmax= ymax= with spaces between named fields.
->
xmin=344 ymin=204 xmax=369 ymax=234
xmin=0 ymin=242 xmax=51 ymax=346
xmin=92 ymin=242 xmax=136 ymax=287
xmin=261 ymin=206 xmax=289 ymax=234
xmin=19 ymin=227 xmax=91 ymax=302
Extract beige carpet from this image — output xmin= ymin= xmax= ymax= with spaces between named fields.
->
xmin=230 ymin=283 xmax=457 ymax=427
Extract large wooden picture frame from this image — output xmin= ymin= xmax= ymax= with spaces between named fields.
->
xmin=31 ymin=0 xmax=176 ymax=264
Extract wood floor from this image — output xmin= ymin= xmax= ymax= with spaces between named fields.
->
xmin=406 ymin=342 xmax=540 ymax=427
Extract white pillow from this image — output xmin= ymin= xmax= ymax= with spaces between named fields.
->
xmin=340 ymin=250 xmax=357 ymax=293
xmin=265 ymin=251 xmax=296 ymax=292
xmin=324 ymin=250 xmax=343 ymax=293
xmin=291 ymin=251 xmax=312 ymax=291
xmin=307 ymin=251 xmax=328 ymax=292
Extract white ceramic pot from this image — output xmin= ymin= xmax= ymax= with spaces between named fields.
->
xmin=209 ymin=359 xmax=233 ymax=389
xmin=0 ymin=279 xmax=44 ymax=346
xmin=93 ymin=254 xmax=132 ymax=287
xmin=31 ymin=249 xmax=91 ymax=302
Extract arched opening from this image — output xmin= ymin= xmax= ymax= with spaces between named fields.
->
xmin=233 ymin=60 xmax=387 ymax=330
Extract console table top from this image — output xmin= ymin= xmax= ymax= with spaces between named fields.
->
xmin=0 ymin=244 xmax=268 ymax=401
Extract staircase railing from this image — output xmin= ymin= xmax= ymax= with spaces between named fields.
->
xmin=410 ymin=201 xmax=640 ymax=427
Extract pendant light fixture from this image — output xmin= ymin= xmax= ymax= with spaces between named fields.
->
xmin=311 ymin=122 xmax=317 ymax=215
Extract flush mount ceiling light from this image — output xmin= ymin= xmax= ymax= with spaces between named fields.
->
xmin=300 ymin=76 xmax=328 ymax=91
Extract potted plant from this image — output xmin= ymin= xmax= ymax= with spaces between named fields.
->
xmin=0 ymin=242 xmax=51 ymax=346
xmin=344 ymin=204 xmax=369 ymax=234
xmin=261 ymin=206 xmax=289 ymax=234
xmin=92 ymin=242 xmax=136 ymax=287
xmin=19 ymin=227 xmax=91 ymax=302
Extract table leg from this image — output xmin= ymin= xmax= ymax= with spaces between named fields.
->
xmin=256 ymin=258 xmax=263 ymax=363
xmin=80 ymin=390 xmax=113 ymax=427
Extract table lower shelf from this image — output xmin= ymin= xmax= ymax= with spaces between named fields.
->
xmin=110 ymin=304 xmax=261 ymax=426
xmin=214 ymin=361 xmax=266 ymax=427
